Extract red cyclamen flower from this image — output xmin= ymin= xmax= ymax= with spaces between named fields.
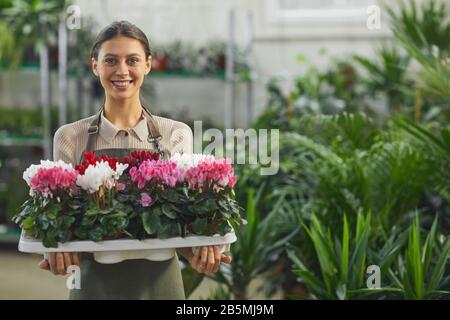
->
xmin=122 ymin=150 xmax=160 ymax=169
xmin=76 ymin=151 xmax=119 ymax=175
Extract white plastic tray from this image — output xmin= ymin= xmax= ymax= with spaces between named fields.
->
xmin=18 ymin=231 xmax=237 ymax=264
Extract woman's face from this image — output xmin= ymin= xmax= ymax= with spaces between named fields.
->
xmin=92 ymin=36 xmax=151 ymax=101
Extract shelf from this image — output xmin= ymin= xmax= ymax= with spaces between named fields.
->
xmin=0 ymin=135 xmax=45 ymax=147
xmin=0 ymin=65 xmax=226 ymax=79
xmin=0 ymin=225 xmax=20 ymax=243
xmin=150 ymin=71 xmax=225 ymax=79
xmin=0 ymin=63 xmax=40 ymax=71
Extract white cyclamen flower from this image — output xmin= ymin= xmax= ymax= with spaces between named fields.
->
xmin=76 ymin=160 xmax=128 ymax=193
xmin=23 ymin=160 xmax=75 ymax=186
xmin=170 ymin=153 xmax=215 ymax=169
xmin=114 ymin=163 xmax=129 ymax=178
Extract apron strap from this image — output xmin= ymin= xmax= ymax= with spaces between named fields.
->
xmin=85 ymin=110 xmax=102 ymax=152
xmin=141 ymin=106 xmax=164 ymax=156
xmin=83 ymin=105 xmax=164 ymax=158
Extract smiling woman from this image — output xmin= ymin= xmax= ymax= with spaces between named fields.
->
xmin=38 ymin=20 xmax=232 ymax=300
xmin=90 ymin=22 xmax=152 ymax=126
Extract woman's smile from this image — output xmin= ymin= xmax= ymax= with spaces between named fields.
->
xmin=111 ymin=79 xmax=134 ymax=90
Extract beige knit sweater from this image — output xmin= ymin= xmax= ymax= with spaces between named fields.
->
xmin=53 ymin=110 xmax=193 ymax=165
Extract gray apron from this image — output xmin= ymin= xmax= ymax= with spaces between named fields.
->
xmin=69 ymin=106 xmax=185 ymax=300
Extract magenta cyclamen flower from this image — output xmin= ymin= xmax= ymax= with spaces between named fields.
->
xmin=29 ymin=167 xmax=78 ymax=198
xmin=129 ymin=160 xmax=185 ymax=189
xmin=186 ymin=159 xmax=236 ymax=191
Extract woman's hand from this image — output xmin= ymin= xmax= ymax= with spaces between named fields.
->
xmin=188 ymin=246 xmax=232 ymax=274
xmin=38 ymin=252 xmax=81 ymax=276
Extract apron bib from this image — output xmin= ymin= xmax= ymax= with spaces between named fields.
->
xmin=69 ymin=107 xmax=185 ymax=300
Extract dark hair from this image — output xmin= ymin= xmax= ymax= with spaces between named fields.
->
xmin=90 ymin=20 xmax=152 ymax=60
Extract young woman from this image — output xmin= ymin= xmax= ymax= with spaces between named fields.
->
xmin=38 ymin=20 xmax=232 ymax=299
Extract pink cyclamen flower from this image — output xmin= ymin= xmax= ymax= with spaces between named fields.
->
xmin=115 ymin=182 xmax=126 ymax=191
xmin=130 ymin=159 xmax=185 ymax=189
xmin=29 ymin=167 xmax=78 ymax=198
xmin=140 ymin=192 xmax=154 ymax=207
xmin=186 ymin=158 xmax=236 ymax=191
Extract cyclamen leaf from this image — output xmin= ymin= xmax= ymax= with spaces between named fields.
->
xmin=162 ymin=203 xmax=177 ymax=219
xmin=142 ymin=211 xmax=161 ymax=235
xmin=88 ymin=227 xmax=104 ymax=242
xmin=21 ymin=216 xmax=35 ymax=229
xmin=192 ymin=218 xmax=208 ymax=235
xmin=158 ymin=222 xmax=177 ymax=239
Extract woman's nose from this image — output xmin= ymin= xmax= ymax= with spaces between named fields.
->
xmin=115 ymin=60 xmax=129 ymax=76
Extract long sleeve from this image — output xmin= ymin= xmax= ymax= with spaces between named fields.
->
xmin=53 ymin=125 xmax=77 ymax=166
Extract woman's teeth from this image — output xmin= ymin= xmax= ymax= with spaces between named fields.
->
xmin=111 ymin=80 xmax=133 ymax=88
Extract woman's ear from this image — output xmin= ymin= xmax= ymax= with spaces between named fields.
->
xmin=145 ymin=56 xmax=152 ymax=75
xmin=91 ymin=57 xmax=99 ymax=76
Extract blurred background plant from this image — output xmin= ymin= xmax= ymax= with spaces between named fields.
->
xmin=151 ymin=39 xmax=249 ymax=77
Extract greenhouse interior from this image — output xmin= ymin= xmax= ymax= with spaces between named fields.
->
xmin=0 ymin=0 xmax=449 ymax=301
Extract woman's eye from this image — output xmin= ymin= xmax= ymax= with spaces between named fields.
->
xmin=127 ymin=58 xmax=138 ymax=65
xmin=105 ymin=58 xmax=116 ymax=65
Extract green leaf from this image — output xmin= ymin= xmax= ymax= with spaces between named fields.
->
xmin=116 ymin=194 xmax=131 ymax=202
xmin=162 ymin=203 xmax=177 ymax=219
xmin=422 ymin=215 xmax=438 ymax=276
xmin=88 ymin=226 xmax=104 ymax=242
xmin=153 ymin=207 xmax=163 ymax=216
xmin=142 ymin=211 xmax=161 ymax=235
xmin=161 ymin=189 xmax=180 ymax=202
xmin=21 ymin=216 xmax=35 ymax=229
xmin=158 ymin=221 xmax=177 ymax=238
xmin=42 ymin=236 xmax=58 ymax=248
xmin=36 ymin=214 xmax=49 ymax=231
xmin=427 ymin=238 xmax=450 ymax=293
xmin=292 ymin=268 xmax=326 ymax=297
xmin=191 ymin=218 xmax=207 ymax=235
xmin=85 ymin=207 xmax=100 ymax=216
xmin=46 ymin=204 xmax=59 ymax=220
xmin=341 ymin=214 xmax=349 ymax=283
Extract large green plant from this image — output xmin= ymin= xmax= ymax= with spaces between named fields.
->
xmin=397 ymin=118 xmax=450 ymax=202
xmin=238 ymin=110 xmax=449 ymax=299
xmin=0 ymin=1 xmax=14 ymax=64
xmin=208 ymin=187 xmax=297 ymax=299
xmin=353 ymin=46 xmax=412 ymax=113
xmin=290 ymin=211 xmax=449 ymax=300
xmin=387 ymin=215 xmax=450 ymax=299
xmin=289 ymin=212 xmax=372 ymax=299
xmin=276 ymin=113 xmax=432 ymax=231
xmin=1 ymin=0 xmax=68 ymax=158
xmin=395 ymin=30 xmax=450 ymax=104
xmin=386 ymin=0 xmax=450 ymax=121
xmin=0 ymin=107 xmax=76 ymax=136
xmin=386 ymin=0 xmax=450 ymax=55
xmin=0 ymin=22 xmax=16 ymax=66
